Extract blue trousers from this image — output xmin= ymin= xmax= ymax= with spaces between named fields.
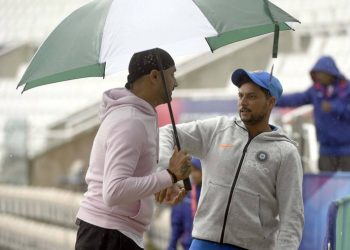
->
xmin=189 ymin=239 xmax=247 ymax=250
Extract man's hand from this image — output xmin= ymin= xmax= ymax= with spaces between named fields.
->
xmin=168 ymin=147 xmax=192 ymax=182
xmin=155 ymin=185 xmax=187 ymax=205
xmin=321 ymin=100 xmax=332 ymax=112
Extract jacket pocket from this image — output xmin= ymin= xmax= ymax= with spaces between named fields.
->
xmin=228 ymin=188 xmax=264 ymax=240
xmin=129 ymin=197 xmax=153 ymax=227
xmin=194 ymin=181 xmax=231 ymax=240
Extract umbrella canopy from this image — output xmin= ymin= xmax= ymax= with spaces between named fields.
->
xmin=18 ymin=0 xmax=299 ymax=91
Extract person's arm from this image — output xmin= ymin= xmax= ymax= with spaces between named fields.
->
xmin=102 ymin=119 xmax=189 ymax=206
xmin=156 ymin=118 xmax=218 ymax=203
xmin=158 ymin=117 xmax=219 ymax=169
xmin=275 ymin=146 xmax=304 ymax=250
xmin=276 ymin=88 xmax=313 ymax=107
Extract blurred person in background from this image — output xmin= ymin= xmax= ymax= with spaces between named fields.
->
xmin=277 ymin=56 xmax=350 ymax=172
xmin=167 ymin=157 xmax=202 ymax=250
xmin=75 ymin=48 xmax=191 ymax=250
xmin=157 ymin=69 xmax=304 ymax=250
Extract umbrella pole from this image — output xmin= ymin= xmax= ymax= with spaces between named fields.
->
xmin=155 ymin=50 xmax=192 ymax=191
xmin=263 ymin=0 xmax=280 ymax=58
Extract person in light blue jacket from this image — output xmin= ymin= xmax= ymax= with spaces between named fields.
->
xmin=157 ymin=69 xmax=304 ymax=250
xmin=277 ymin=56 xmax=350 ymax=171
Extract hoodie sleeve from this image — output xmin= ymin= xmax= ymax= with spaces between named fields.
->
xmin=159 ymin=117 xmax=219 ymax=170
xmin=276 ymin=145 xmax=304 ymax=250
xmin=276 ymin=88 xmax=313 ymax=107
xmin=102 ymin=118 xmax=172 ymax=206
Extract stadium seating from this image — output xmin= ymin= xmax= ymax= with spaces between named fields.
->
xmin=0 ymin=185 xmax=82 ymax=228
xmin=0 ymin=0 xmax=90 ymax=44
xmin=0 ymin=185 xmax=82 ymax=249
xmin=0 ymin=213 xmax=76 ymax=250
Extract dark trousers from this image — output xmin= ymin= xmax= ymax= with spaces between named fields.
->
xmin=75 ymin=219 xmax=143 ymax=250
xmin=319 ymin=155 xmax=350 ymax=172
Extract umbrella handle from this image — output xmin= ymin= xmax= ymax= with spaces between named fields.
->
xmin=167 ymin=103 xmax=192 ymax=191
xmin=155 ymin=50 xmax=192 ymax=191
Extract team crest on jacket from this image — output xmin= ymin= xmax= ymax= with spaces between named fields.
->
xmin=256 ymin=151 xmax=268 ymax=162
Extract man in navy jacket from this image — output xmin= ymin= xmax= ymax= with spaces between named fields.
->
xmin=277 ymin=56 xmax=350 ymax=171
xmin=167 ymin=158 xmax=202 ymax=250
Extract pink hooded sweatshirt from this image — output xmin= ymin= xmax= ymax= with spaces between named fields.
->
xmin=76 ymin=88 xmax=172 ymax=240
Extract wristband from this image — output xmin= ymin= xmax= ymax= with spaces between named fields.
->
xmin=166 ymin=169 xmax=178 ymax=184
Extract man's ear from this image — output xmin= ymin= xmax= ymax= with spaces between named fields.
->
xmin=270 ymin=96 xmax=277 ymax=108
xmin=149 ymin=69 xmax=159 ymax=83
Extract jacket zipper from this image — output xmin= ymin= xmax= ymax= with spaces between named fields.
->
xmin=219 ymin=138 xmax=252 ymax=244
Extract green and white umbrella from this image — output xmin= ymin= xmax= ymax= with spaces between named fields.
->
xmin=17 ymin=0 xmax=299 ymax=190
xmin=18 ymin=0 xmax=299 ymax=92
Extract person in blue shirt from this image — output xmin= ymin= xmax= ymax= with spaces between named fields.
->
xmin=277 ymin=56 xmax=350 ymax=171
xmin=167 ymin=158 xmax=202 ymax=250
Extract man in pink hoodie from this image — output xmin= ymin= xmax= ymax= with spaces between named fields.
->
xmin=75 ymin=48 xmax=191 ymax=250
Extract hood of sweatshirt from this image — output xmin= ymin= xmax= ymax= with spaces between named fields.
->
xmin=99 ymin=88 xmax=156 ymax=122
xmin=310 ymin=56 xmax=344 ymax=81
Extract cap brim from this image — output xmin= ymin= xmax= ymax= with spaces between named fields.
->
xmin=231 ymin=69 xmax=267 ymax=91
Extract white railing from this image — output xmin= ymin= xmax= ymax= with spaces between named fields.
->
xmin=0 ymin=185 xmax=173 ymax=250
xmin=0 ymin=185 xmax=82 ymax=228
xmin=277 ymin=106 xmax=319 ymax=173
xmin=0 ymin=185 xmax=82 ymax=250
xmin=0 ymin=213 xmax=76 ymax=250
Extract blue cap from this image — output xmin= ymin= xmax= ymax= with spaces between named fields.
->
xmin=231 ymin=69 xmax=283 ymax=102
xmin=191 ymin=158 xmax=201 ymax=171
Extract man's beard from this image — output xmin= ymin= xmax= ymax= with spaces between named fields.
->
xmin=240 ymin=111 xmax=267 ymax=125
xmin=162 ymin=91 xmax=172 ymax=103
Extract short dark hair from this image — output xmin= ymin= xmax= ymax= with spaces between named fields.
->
xmin=125 ymin=48 xmax=175 ymax=89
